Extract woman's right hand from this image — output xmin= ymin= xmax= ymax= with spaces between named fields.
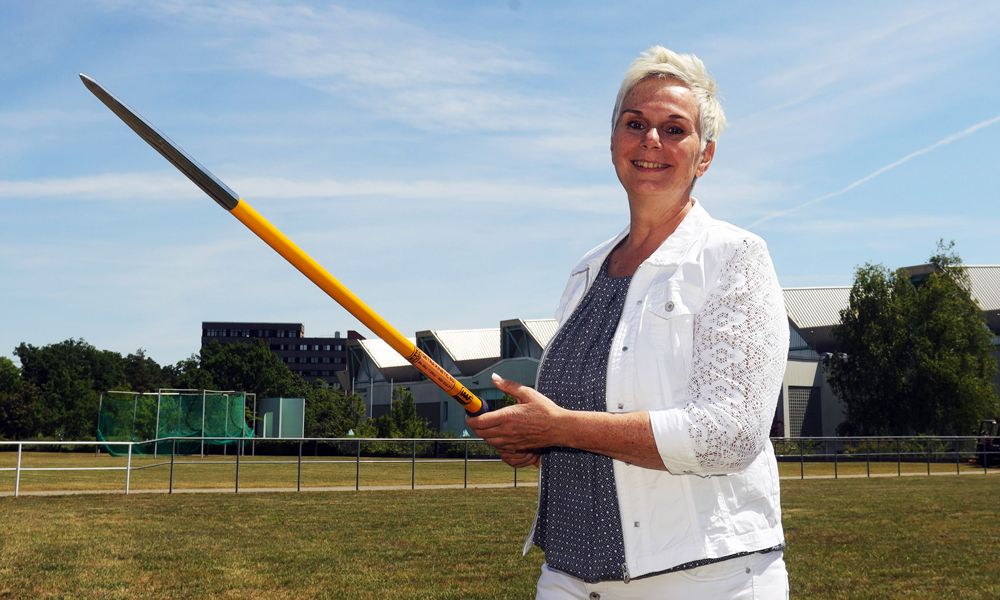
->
xmin=500 ymin=450 xmax=540 ymax=468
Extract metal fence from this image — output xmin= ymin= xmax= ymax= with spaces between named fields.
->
xmin=1 ymin=436 xmax=996 ymax=497
xmin=772 ymin=436 xmax=998 ymax=479
xmin=0 ymin=436 xmax=526 ymax=497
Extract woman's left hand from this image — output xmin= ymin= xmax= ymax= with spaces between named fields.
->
xmin=466 ymin=373 xmax=566 ymax=453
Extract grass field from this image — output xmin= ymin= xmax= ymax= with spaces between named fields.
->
xmin=1 ymin=475 xmax=998 ymax=599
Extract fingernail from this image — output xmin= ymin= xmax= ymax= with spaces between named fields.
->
xmin=491 ymin=372 xmax=503 ymax=383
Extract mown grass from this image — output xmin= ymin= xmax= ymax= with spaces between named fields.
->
xmin=1 ymin=475 xmax=997 ymax=599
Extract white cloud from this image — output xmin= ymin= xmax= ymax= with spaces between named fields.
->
xmin=0 ymin=172 xmax=624 ymax=214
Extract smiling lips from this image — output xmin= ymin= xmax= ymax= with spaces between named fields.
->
xmin=631 ymin=160 xmax=670 ymax=169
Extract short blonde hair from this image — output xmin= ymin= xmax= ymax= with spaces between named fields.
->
xmin=612 ymin=46 xmax=727 ymax=146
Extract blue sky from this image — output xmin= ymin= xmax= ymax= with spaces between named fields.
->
xmin=2 ymin=0 xmax=1000 ymax=366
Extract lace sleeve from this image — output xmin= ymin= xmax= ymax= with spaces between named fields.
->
xmin=683 ymin=237 xmax=788 ymax=474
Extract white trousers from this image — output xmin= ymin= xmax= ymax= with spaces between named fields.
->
xmin=536 ymin=551 xmax=788 ymax=600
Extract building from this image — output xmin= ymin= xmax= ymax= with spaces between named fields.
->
xmin=345 ymin=319 xmax=559 ymax=435
xmin=781 ymin=264 xmax=1000 ymax=438
xmin=200 ymin=321 xmax=363 ymax=388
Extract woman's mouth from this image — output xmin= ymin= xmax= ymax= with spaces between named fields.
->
xmin=632 ymin=160 xmax=669 ymax=169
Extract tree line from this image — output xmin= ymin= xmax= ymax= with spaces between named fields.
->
xmin=0 ymin=340 xmax=432 ymax=441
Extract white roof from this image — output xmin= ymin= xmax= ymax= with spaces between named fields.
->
xmin=357 ymin=337 xmax=414 ymax=369
xmin=429 ymin=328 xmax=500 ymax=362
xmin=523 ymin=319 xmax=559 ymax=348
xmin=966 ymin=265 xmax=1000 ymax=311
xmin=783 ymin=287 xmax=851 ymax=329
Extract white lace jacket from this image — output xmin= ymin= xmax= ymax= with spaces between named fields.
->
xmin=525 ymin=201 xmax=789 ymax=580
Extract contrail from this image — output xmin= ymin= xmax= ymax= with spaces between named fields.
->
xmin=748 ymin=113 xmax=1000 ymax=228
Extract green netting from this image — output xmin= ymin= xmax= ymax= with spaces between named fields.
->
xmin=97 ymin=390 xmax=253 ymax=455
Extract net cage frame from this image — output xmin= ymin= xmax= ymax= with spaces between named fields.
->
xmin=97 ymin=388 xmax=256 ymax=456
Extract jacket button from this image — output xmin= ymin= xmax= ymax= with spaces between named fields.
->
xmin=665 ymin=301 xmax=675 ymax=311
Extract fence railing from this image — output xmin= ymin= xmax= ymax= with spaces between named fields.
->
xmin=0 ymin=436 xmax=527 ymax=497
xmin=772 ymin=436 xmax=999 ymax=479
xmin=1 ymin=436 xmax=996 ymax=497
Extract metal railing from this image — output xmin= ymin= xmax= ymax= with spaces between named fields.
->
xmin=0 ymin=436 xmax=526 ymax=497
xmin=772 ymin=436 xmax=999 ymax=479
xmin=1 ymin=436 xmax=996 ymax=497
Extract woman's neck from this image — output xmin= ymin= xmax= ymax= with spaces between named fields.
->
xmin=607 ymin=195 xmax=694 ymax=278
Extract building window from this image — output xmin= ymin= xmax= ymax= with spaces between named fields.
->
xmin=335 ymin=344 xmax=343 ymax=351
xmin=788 ymin=386 xmax=822 ymax=437
xmin=299 ymin=344 xmax=308 ymax=351
xmin=323 ymin=344 xmax=332 ymax=351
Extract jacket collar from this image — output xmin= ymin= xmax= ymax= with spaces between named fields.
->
xmin=574 ymin=200 xmax=713 ymax=276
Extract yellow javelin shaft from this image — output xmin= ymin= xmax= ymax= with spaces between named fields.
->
xmin=229 ymin=200 xmax=485 ymax=414
xmin=79 ymin=73 xmax=486 ymax=415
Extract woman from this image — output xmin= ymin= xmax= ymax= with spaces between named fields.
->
xmin=468 ymin=46 xmax=790 ymax=599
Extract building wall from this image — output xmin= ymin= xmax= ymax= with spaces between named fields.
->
xmin=780 ymin=358 xmax=844 ymax=438
xmin=201 ymin=321 xmax=362 ymax=388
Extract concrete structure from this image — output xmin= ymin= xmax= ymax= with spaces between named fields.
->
xmin=201 ymin=321 xmax=363 ymax=388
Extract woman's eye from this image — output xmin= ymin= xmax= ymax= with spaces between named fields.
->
xmin=626 ymin=120 xmax=645 ymax=130
xmin=665 ymin=126 xmax=685 ymax=135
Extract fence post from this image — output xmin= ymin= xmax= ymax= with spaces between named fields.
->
xmin=866 ymin=446 xmax=870 ymax=479
xmin=799 ymin=443 xmax=804 ymax=480
xmin=955 ymin=441 xmax=960 ymax=475
xmin=125 ymin=443 xmax=133 ymax=495
xmin=896 ymin=439 xmax=903 ymax=477
xmin=926 ymin=439 xmax=931 ymax=476
xmin=464 ymin=440 xmax=469 ymax=489
xmin=834 ymin=442 xmax=839 ymax=480
xmin=355 ymin=439 xmax=361 ymax=491
xmin=14 ymin=443 xmax=22 ymax=497
xmin=235 ymin=439 xmax=241 ymax=494
xmin=297 ymin=440 xmax=303 ymax=493
xmin=411 ymin=440 xmax=416 ymax=490
xmin=169 ymin=439 xmax=176 ymax=494
xmin=514 ymin=465 xmax=518 ymax=488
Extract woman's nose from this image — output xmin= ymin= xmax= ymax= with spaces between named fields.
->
xmin=641 ymin=127 xmax=661 ymax=149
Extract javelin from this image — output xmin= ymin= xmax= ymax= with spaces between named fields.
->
xmin=80 ymin=74 xmax=487 ymax=416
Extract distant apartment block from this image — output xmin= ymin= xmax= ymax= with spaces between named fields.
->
xmin=201 ymin=321 xmax=363 ymax=388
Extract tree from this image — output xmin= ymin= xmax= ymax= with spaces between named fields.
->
xmin=827 ymin=243 xmax=998 ymax=435
xmin=0 ymin=357 xmax=39 ymax=440
xmin=198 ymin=341 xmax=304 ymax=398
xmin=303 ymin=383 xmax=369 ymax=438
xmin=15 ymin=339 xmax=128 ymax=439
xmin=374 ymin=387 xmax=433 ymax=438
xmin=123 ymin=349 xmax=172 ymax=392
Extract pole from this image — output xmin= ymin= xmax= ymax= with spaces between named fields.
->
xmin=411 ymin=439 xmax=416 ymax=490
xmin=169 ymin=439 xmax=176 ymax=494
xmin=297 ymin=440 xmax=303 ymax=492
xmin=125 ymin=443 xmax=133 ymax=495
xmin=154 ymin=390 xmax=162 ymax=458
xmin=201 ymin=390 xmax=206 ymax=458
xmin=235 ymin=438 xmax=241 ymax=494
xmin=14 ymin=443 xmax=22 ymax=497
xmin=464 ymin=440 xmax=469 ymax=489
xmin=355 ymin=439 xmax=361 ymax=491
xmin=96 ymin=393 xmax=104 ymax=457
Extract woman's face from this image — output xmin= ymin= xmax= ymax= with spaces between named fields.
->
xmin=611 ymin=76 xmax=714 ymax=202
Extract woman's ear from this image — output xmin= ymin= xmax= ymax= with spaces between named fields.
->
xmin=696 ymin=141 xmax=715 ymax=177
